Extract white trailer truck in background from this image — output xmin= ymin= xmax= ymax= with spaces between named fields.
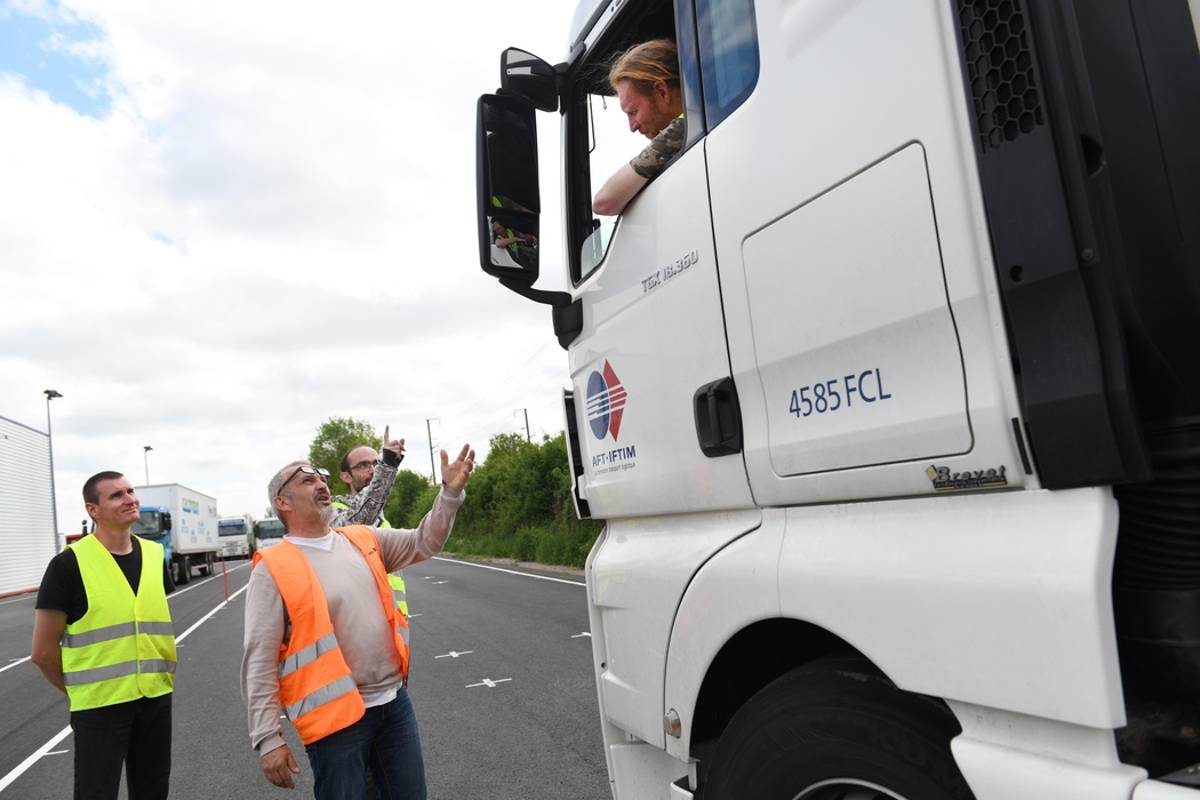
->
xmin=475 ymin=0 xmax=1200 ymax=797
xmin=218 ymin=513 xmax=253 ymax=559
xmin=134 ymin=483 xmax=219 ymax=585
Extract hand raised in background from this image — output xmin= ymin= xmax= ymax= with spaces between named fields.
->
xmin=381 ymin=425 xmax=405 ymax=464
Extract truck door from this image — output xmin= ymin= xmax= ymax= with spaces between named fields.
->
xmin=704 ymin=0 xmax=1028 ymax=506
xmin=564 ymin=15 xmax=753 ymax=519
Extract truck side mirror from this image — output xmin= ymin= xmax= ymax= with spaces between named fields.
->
xmin=477 ymin=93 xmax=540 ymax=285
xmin=500 ymin=48 xmax=558 ymax=112
xmin=161 ymin=512 xmax=172 ymax=532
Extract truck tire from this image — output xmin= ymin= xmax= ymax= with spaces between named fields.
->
xmin=174 ymin=558 xmax=190 ymax=586
xmin=701 ymin=656 xmax=974 ymax=800
xmin=199 ymin=553 xmax=212 ymax=577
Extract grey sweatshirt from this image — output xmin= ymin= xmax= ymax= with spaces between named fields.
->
xmin=240 ymin=488 xmax=462 ymax=755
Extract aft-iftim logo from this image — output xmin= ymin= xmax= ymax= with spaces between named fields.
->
xmin=586 ymin=360 xmax=626 ymax=441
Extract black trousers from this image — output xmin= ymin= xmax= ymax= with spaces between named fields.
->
xmin=70 ymin=693 xmax=172 ymax=800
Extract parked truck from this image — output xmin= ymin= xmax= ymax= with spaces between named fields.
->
xmin=133 ymin=484 xmax=219 ymax=586
xmin=475 ymin=0 xmax=1199 ymax=797
xmin=250 ymin=517 xmax=285 ymax=554
xmin=218 ymin=513 xmax=253 ymax=560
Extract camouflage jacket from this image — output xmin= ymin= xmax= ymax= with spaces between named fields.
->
xmin=630 ymin=116 xmax=685 ymax=180
xmin=330 ymin=460 xmax=398 ymax=528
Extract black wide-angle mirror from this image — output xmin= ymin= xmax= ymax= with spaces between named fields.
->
xmin=477 ymin=93 xmax=540 ymax=283
xmin=500 ymin=48 xmax=558 ymax=112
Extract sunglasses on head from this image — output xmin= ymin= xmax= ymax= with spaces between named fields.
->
xmin=275 ymin=465 xmax=330 ymax=497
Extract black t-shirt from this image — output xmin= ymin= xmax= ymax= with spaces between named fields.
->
xmin=36 ymin=537 xmax=174 ymax=625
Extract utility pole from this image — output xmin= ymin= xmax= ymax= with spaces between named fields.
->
xmin=44 ymin=389 xmax=62 ymax=550
xmin=143 ymin=445 xmax=153 ymax=485
xmin=515 ymin=408 xmax=531 ymax=442
xmin=425 ymin=418 xmax=440 ymax=484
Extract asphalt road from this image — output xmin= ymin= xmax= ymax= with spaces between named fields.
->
xmin=0 ymin=555 xmax=609 ymax=799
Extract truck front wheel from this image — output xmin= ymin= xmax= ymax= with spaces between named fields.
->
xmin=173 ymin=558 xmax=190 ymax=586
xmin=701 ymin=656 xmax=974 ymax=800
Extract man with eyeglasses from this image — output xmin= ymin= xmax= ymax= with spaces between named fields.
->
xmin=241 ymin=445 xmax=473 ymax=799
xmin=330 ymin=426 xmax=406 ymax=530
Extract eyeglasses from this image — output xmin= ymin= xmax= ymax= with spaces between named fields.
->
xmin=350 ymin=459 xmax=380 ymax=472
xmin=275 ymin=465 xmax=330 ymax=497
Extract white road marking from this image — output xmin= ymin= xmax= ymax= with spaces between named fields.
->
xmin=431 ymin=580 xmax=448 ymax=585
xmin=407 ymin=613 xmax=422 ymax=618
xmin=434 ymin=650 xmax=474 ymax=659
xmin=466 ymin=677 xmax=512 ymax=689
xmin=0 ymin=579 xmax=250 ymax=794
xmin=44 ymin=751 xmax=67 ymax=757
xmin=422 ymin=576 xmax=437 ymax=580
xmin=0 ymin=727 xmax=73 ymax=793
xmin=0 ymin=657 xmax=31 ymax=675
xmin=167 ymin=561 xmax=250 ymax=600
xmin=570 ymin=632 xmax=591 ymax=639
xmin=431 ymin=557 xmax=585 ymax=587
xmin=174 ymin=583 xmax=249 ymax=644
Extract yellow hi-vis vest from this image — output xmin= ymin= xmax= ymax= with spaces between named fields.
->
xmin=389 ymin=573 xmax=409 ymax=643
xmin=61 ymin=535 xmax=176 ymax=711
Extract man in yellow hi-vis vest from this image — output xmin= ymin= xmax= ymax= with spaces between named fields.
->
xmin=32 ymin=470 xmax=176 ymax=800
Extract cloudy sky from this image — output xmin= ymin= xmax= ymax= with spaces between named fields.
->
xmin=0 ymin=0 xmax=581 ymax=528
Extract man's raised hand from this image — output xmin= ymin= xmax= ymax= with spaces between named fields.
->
xmin=440 ymin=444 xmax=475 ymax=493
xmin=382 ymin=425 xmax=405 ymax=463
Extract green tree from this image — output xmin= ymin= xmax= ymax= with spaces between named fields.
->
xmin=308 ymin=417 xmax=380 ymax=495
xmin=384 ymin=470 xmax=433 ymax=527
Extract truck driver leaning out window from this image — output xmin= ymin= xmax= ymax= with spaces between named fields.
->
xmin=592 ymin=38 xmax=686 ymax=217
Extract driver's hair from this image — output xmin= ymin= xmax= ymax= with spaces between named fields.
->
xmin=608 ymin=39 xmax=680 ymax=95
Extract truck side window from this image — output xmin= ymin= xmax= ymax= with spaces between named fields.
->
xmin=695 ymin=0 xmax=759 ymax=127
xmin=568 ymin=5 xmax=688 ymax=285
xmin=576 ymin=86 xmax=651 ymax=279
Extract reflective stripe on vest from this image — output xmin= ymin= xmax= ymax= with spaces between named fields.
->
xmin=62 ymin=535 xmax=176 ymax=711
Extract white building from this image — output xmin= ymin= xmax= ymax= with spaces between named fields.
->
xmin=0 ymin=415 xmax=57 ymax=596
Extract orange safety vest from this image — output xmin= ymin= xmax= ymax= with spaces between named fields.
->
xmin=253 ymin=525 xmax=411 ymax=745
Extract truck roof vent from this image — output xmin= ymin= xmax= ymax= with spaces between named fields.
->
xmin=957 ymin=0 xmax=1045 ymax=151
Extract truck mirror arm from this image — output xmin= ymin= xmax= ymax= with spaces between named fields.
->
xmin=498 ymin=276 xmax=572 ymax=308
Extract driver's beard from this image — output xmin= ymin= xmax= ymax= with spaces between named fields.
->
xmin=318 ymin=504 xmax=335 ymax=527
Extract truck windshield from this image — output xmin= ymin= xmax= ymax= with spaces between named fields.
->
xmin=254 ymin=520 xmax=285 ymax=540
xmin=131 ymin=511 xmax=164 ymax=539
xmin=219 ymin=522 xmax=248 ymax=537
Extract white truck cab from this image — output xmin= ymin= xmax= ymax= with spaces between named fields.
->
xmin=475 ymin=1 xmax=1200 ymax=797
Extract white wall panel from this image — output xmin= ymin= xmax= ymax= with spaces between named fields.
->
xmin=0 ymin=416 xmax=57 ymax=594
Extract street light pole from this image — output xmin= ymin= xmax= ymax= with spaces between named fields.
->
xmin=44 ymin=390 xmax=62 ymax=551
xmin=425 ymin=418 xmax=440 ymax=484
xmin=515 ymin=408 xmax=531 ymax=442
xmin=143 ymin=445 xmax=153 ymax=485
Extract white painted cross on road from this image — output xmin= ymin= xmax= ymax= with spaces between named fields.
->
xmin=435 ymin=650 xmax=474 ymax=659
xmin=466 ymin=678 xmax=512 ymax=689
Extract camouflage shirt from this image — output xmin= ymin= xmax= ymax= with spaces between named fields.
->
xmin=630 ymin=116 xmax=686 ymax=180
xmin=330 ymin=460 xmax=398 ymax=528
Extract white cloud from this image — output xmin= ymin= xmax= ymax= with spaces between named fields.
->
xmin=1 ymin=0 xmax=579 ymax=527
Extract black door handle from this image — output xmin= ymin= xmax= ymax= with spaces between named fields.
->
xmin=694 ymin=377 xmax=743 ymax=457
